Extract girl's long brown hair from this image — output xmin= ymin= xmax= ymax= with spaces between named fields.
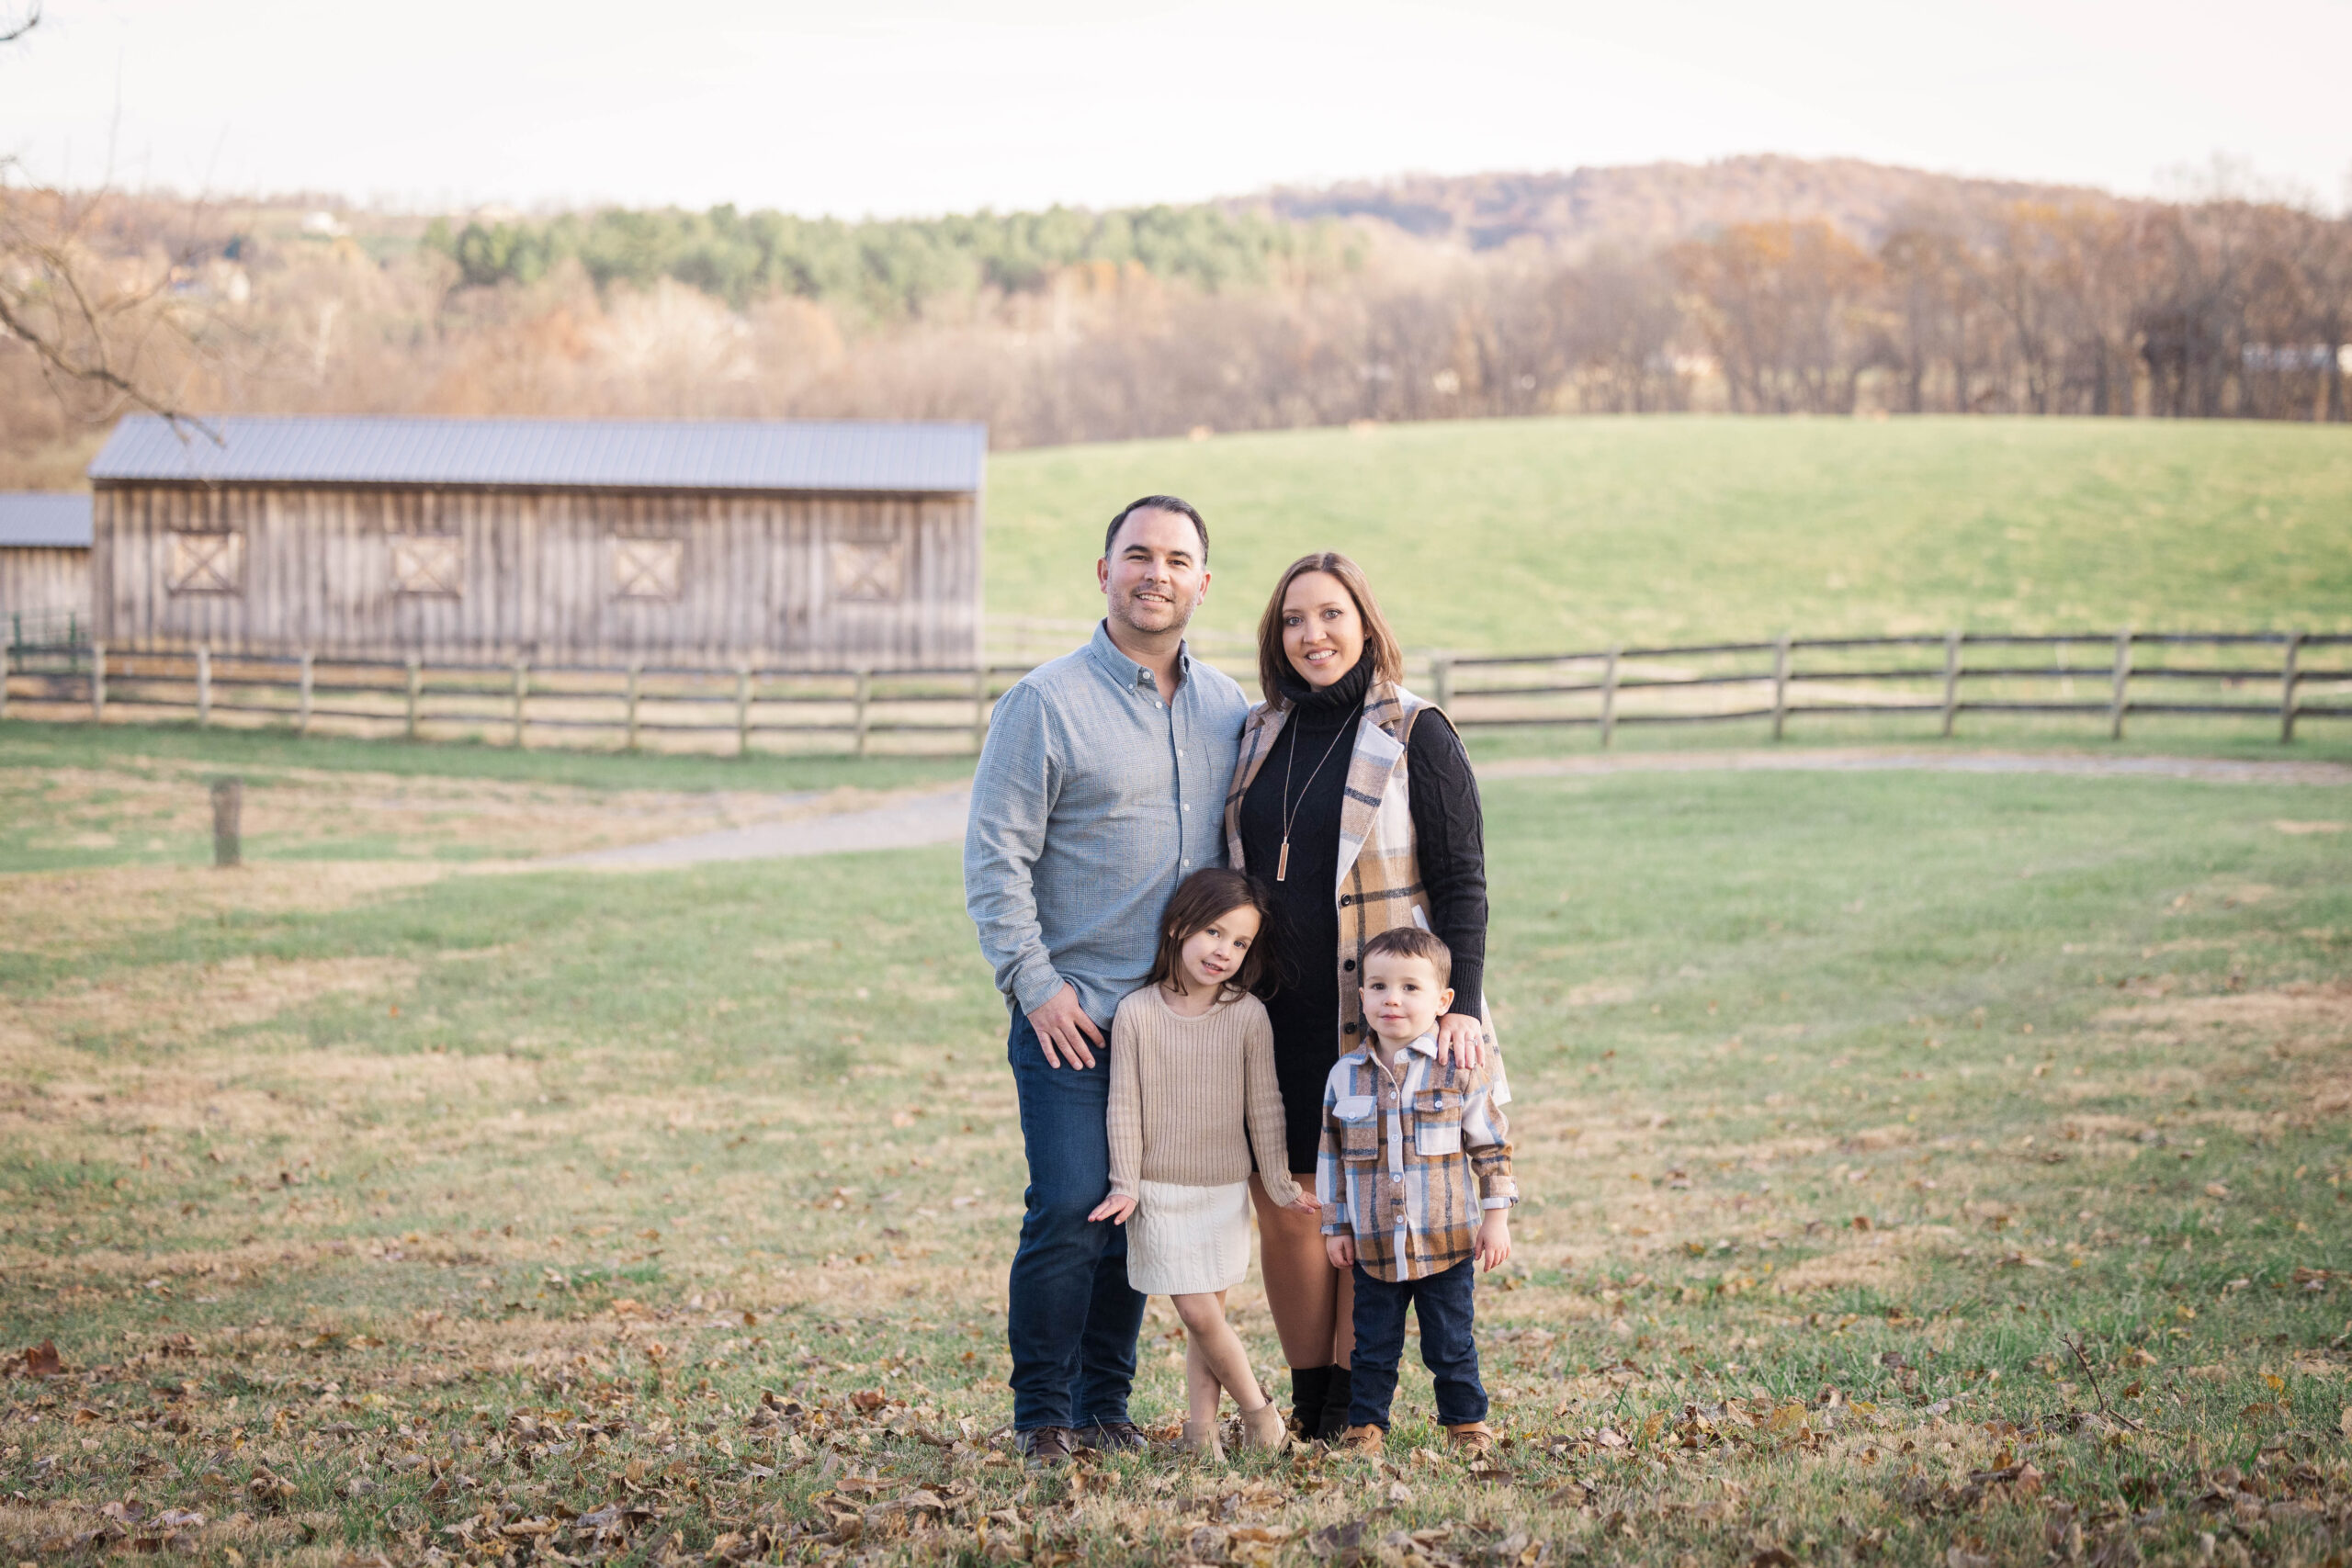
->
xmin=1143 ymin=868 xmax=1275 ymax=1003
xmin=1254 ymin=550 xmax=1407 ymax=709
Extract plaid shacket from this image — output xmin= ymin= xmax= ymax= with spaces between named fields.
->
xmin=1317 ymin=1032 xmax=1515 ymax=1281
xmin=1221 ymin=681 xmax=1500 ymax=1054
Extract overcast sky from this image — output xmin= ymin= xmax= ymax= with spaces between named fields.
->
xmin=3 ymin=0 xmax=2346 ymax=217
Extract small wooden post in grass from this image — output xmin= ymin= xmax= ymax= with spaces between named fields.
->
xmin=625 ymin=661 xmax=642 ymax=752
xmin=405 ymin=656 xmax=423 ymax=740
xmin=1599 ymin=645 xmax=1621 ymax=749
xmin=2108 ymin=628 xmax=2132 ymax=740
xmin=91 ymin=642 xmax=106 ymax=723
xmin=196 ymin=645 xmax=212 ymax=728
xmin=511 ymin=659 xmax=530 ymax=749
xmin=2280 ymin=629 xmax=2302 ymax=744
xmin=298 ymin=650 xmax=314 ymax=736
xmin=210 ymin=777 xmax=243 ymax=868
xmin=0 ymin=639 xmax=11 ymax=723
xmin=971 ymin=665 xmax=989 ymax=753
xmin=735 ymin=664 xmax=752 ymax=758
xmin=1939 ymin=630 xmax=1963 ymax=739
xmin=1770 ymin=634 xmax=1792 ymax=740
xmin=1430 ymin=654 xmax=1453 ymax=712
xmin=853 ymin=666 xmax=872 ymax=757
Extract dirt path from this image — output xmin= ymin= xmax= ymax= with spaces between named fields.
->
xmin=553 ymin=787 xmax=974 ymax=867
xmin=547 ymin=749 xmax=2347 ymax=869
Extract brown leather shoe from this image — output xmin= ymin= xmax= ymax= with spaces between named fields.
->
xmin=1015 ymin=1426 xmax=1078 ymax=1465
xmin=1071 ymin=1420 xmax=1148 ymax=1452
xmin=1338 ymin=1423 xmax=1385 ymax=1455
xmin=1443 ymin=1420 xmax=1496 ymax=1457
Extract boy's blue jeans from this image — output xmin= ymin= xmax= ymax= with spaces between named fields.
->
xmin=1004 ymin=1008 xmax=1145 ymax=1432
xmin=1348 ymin=1258 xmax=1488 ymax=1429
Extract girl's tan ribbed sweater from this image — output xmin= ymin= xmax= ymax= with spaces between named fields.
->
xmin=1106 ymin=984 xmax=1302 ymax=1207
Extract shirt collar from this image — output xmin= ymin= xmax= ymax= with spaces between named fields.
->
xmin=1357 ymin=1031 xmax=1439 ymax=1070
xmin=1087 ymin=619 xmax=1191 ymax=693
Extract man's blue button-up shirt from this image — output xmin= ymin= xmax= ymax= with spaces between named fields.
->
xmin=965 ymin=620 xmax=1250 ymax=1025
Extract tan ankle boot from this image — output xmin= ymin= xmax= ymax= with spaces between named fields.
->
xmin=1179 ymin=1417 xmax=1226 ymax=1461
xmin=1237 ymin=1400 xmax=1291 ymax=1452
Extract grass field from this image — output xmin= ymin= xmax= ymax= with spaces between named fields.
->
xmin=5 ymin=720 xmax=2350 ymax=1567
xmin=987 ymin=418 xmax=2352 ymax=651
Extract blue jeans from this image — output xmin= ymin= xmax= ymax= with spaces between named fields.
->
xmin=1004 ymin=1008 xmax=1145 ymax=1432
xmin=1348 ymin=1258 xmax=1487 ymax=1429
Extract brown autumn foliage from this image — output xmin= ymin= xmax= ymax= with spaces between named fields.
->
xmin=4 ymin=161 xmax=2349 ymax=489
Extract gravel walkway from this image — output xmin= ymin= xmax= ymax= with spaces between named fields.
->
xmin=552 ymin=750 xmax=2347 ymax=868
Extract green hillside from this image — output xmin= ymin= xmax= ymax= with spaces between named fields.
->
xmin=985 ymin=416 xmax=2352 ymax=652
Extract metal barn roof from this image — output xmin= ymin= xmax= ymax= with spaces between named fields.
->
xmin=0 ymin=491 xmax=93 ymax=548
xmin=88 ymin=415 xmax=989 ymax=494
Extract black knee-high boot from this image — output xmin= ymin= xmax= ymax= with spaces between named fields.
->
xmin=1287 ymin=1366 xmax=1332 ymax=1438
xmin=1317 ymin=1365 xmax=1354 ymax=1439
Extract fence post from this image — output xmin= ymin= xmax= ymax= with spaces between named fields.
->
xmin=852 ymin=666 xmax=873 ymax=757
xmin=626 ymin=660 xmax=642 ymax=752
xmin=971 ymin=665 xmax=989 ymax=753
xmin=91 ymin=642 xmax=106 ymax=723
xmin=0 ymin=639 xmax=9 ymax=723
xmin=2108 ymin=628 xmax=2132 ymax=740
xmin=1939 ymin=630 xmax=1962 ymax=739
xmin=511 ymin=659 xmax=529 ymax=749
xmin=405 ymin=656 xmax=422 ymax=740
xmin=196 ymin=645 xmax=212 ymax=728
xmin=1430 ymin=654 xmax=1453 ymax=711
xmin=735 ymin=664 xmax=752 ymax=758
xmin=210 ymin=777 xmax=242 ymax=868
xmin=298 ymin=650 xmax=314 ymax=736
xmin=2280 ymin=629 xmax=2302 ymax=744
xmin=1600 ymin=645 xmax=1621 ymax=749
xmin=1770 ymin=634 xmax=1792 ymax=740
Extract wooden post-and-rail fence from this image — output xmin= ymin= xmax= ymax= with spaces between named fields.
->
xmin=0 ymin=629 xmax=2344 ymax=756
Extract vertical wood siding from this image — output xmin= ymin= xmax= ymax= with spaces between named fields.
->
xmin=0 ymin=547 xmax=91 ymax=626
xmin=91 ymin=483 xmax=982 ymax=669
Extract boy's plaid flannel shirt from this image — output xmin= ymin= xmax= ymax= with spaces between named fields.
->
xmin=1317 ymin=1032 xmax=1515 ymax=1281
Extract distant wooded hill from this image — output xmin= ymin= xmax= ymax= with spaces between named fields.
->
xmin=2 ymin=155 xmax=2344 ymax=489
xmin=1248 ymin=154 xmax=2120 ymax=252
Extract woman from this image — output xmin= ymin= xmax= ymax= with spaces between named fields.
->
xmin=1224 ymin=551 xmax=1495 ymax=1441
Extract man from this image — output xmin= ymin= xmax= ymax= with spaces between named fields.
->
xmin=965 ymin=495 xmax=1250 ymax=1463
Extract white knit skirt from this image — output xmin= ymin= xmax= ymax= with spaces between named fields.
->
xmin=1125 ymin=1179 xmax=1252 ymax=1296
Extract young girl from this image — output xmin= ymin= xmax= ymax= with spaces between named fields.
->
xmin=1091 ymin=868 xmax=1319 ymax=1459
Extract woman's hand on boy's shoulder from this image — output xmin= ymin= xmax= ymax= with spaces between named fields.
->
xmin=1286 ymin=1190 xmax=1320 ymax=1215
xmin=1088 ymin=1193 xmax=1137 ymax=1225
xmin=1434 ymin=1011 xmax=1486 ymax=1069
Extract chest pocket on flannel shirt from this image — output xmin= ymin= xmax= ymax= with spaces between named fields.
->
xmin=1411 ymin=1085 xmax=1464 ymax=1156
xmin=1333 ymin=1095 xmax=1380 ymax=1161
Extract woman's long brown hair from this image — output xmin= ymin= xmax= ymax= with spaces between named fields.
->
xmin=1142 ymin=868 xmax=1275 ymax=1002
xmin=1254 ymin=550 xmax=1407 ymax=709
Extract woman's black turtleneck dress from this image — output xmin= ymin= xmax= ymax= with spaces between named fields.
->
xmin=1238 ymin=651 xmax=1490 ymax=1175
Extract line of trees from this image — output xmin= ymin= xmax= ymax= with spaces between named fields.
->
xmin=5 ymin=176 xmax=2349 ymax=486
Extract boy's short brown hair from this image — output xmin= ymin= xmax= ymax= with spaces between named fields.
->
xmin=1360 ymin=926 xmax=1452 ymax=988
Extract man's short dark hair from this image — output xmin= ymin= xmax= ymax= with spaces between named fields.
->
xmin=1104 ymin=495 xmax=1209 ymax=562
xmin=1362 ymin=926 xmax=1453 ymax=988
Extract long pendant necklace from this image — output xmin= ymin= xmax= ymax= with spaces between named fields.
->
xmin=1274 ymin=708 xmax=1352 ymax=882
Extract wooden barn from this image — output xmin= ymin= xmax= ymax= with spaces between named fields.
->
xmin=0 ymin=492 xmax=93 ymax=645
xmin=85 ymin=414 xmax=987 ymax=671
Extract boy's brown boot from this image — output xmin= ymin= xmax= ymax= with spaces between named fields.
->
xmin=1237 ymin=1401 xmax=1291 ymax=1452
xmin=1178 ymin=1417 xmax=1226 ymax=1462
xmin=1443 ymin=1421 xmax=1496 ymax=1458
xmin=1338 ymin=1424 xmax=1385 ymax=1456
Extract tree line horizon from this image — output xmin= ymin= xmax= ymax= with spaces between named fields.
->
xmin=4 ymin=161 xmax=2346 ymax=487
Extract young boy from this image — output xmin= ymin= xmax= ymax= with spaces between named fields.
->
xmin=1317 ymin=927 xmax=1515 ymax=1456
